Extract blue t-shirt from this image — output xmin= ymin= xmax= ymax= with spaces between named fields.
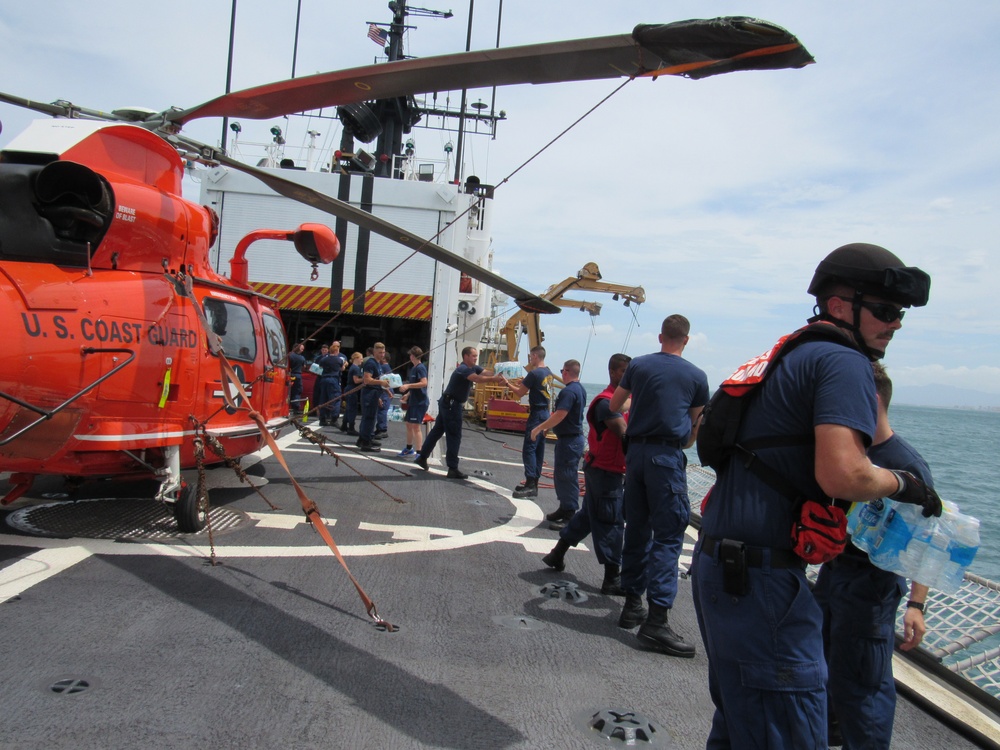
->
xmin=703 ymin=340 xmax=877 ymax=549
xmin=553 ymin=381 xmax=587 ymax=437
xmin=318 ymin=353 xmax=345 ymax=377
xmin=407 ymin=363 xmax=428 ymax=408
xmin=362 ymin=357 xmax=383 ymax=388
xmin=446 ymin=363 xmax=484 ymax=403
xmin=591 ymin=398 xmax=622 ymax=426
xmin=522 ymin=367 xmax=553 ymax=410
xmin=620 ymin=352 xmax=708 ymax=439
xmin=288 ymin=351 xmax=305 ymax=375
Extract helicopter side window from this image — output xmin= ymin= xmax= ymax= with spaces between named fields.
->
xmin=202 ymin=298 xmax=256 ymax=363
xmin=262 ymin=314 xmax=287 ymax=367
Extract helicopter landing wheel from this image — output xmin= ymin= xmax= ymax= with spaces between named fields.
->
xmin=173 ymin=480 xmax=207 ymax=533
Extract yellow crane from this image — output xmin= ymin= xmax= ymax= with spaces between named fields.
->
xmin=477 ymin=263 xmax=645 ymax=430
xmin=494 ymin=262 xmax=645 ymax=365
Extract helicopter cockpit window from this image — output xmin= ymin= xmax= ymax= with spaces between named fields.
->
xmin=202 ymin=298 xmax=256 ymax=362
xmin=262 ymin=314 xmax=287 ymax=367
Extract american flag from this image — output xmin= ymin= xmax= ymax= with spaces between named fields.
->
xmin=368 ymin=24 xmax=388 ymax=46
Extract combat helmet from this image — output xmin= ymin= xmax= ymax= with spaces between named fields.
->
xmin=807 ymin=243 xmax=931 ymax=359
xmin=808 ymin=243 xmax=930 ymax=307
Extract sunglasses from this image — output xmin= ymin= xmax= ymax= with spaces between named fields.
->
xmin=834 ymin=296 xmax=905 ymax=323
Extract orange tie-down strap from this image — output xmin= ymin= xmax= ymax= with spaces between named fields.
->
xmin=216 ymin=356 xmax=397 ymax=632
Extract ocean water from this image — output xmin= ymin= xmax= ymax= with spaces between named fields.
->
xmin=580 ymin=382 xmax=1000 ymax=584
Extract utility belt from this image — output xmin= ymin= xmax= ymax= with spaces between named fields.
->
xmin=440 ymin=394 xmax=461 ymax=406
xmin=700 ymin=535 xmax=804 ymax=569
xmin=627 ymin=435 xmax=683 ymax=449
xmin=700 ymin=534 xmax=804 ymax=596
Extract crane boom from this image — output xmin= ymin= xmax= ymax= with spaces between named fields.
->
xmin=498 ymin=262 xmax=644 ymax=364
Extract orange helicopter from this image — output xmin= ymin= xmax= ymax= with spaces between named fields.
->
xmin=0 ymin=17 xmax=813 ymax=531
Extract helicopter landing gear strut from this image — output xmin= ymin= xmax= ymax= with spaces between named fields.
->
xmin=153 ymin=445 xmax=207 ymax=533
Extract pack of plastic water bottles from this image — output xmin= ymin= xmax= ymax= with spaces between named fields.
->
xmin=847 ymin=498 xmax=980 ymax=592
xmin=380 ymin=373 xmax=403 ymax=389
xmin=493 ymin=361 xmax=527 ymax=380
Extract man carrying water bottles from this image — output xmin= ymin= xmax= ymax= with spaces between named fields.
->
xmin=813 ymin=362 xmax=931 ymax=749
xmin=693 ymin=244 xmax=943 ymax=749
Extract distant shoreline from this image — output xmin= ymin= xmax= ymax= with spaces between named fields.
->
xmin=895 ymin=403 xmax=1000 ymax=413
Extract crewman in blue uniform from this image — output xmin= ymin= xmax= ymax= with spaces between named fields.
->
xmin=508 ymin=346 xmax=552 ymax=498
xmin=398 ymin=346 xmax=429 ymax=458
xmin=693 ymin=244 xmax=941 ymax=749
xmin=315 ymin=341 xmax=346 ymax=427
xmin=609 ymin=314 xmax=708 ymax=658
xmin=541 ymin=353 xmax=630 ymax=595
xmin=339 ymin=351 xmax=363 ymax=435
xmin=529 ymin=359 xmax=587 ymax=528
xmin=813 ymin=362 xmax=932 ymax=750
xmin=358 ymin=342 xmax=388 ymax=452
xmin=414 ymin=347 xmax=507 ymax=479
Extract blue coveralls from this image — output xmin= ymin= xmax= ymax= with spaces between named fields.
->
xmin=693 ymin=339 xmax=877 ymax=749
xmin=520 ymin=366 xmax=552 ymax=480
xmin=813 ymin=433 xmax=932 ymax=750
xmin=416 ymin=362 xmax=482 ymax=470
xmin=315 ymin=353 xmax=345 ymax=425
xmin=358 ymin=357 xmax=383 ymax=443
xmin=404 ymin=362 xmax=429 ymax=424
xmin=560 ymin=463 xmax=624 ymax=566
xmin=621 ymin=441 xmax=690 ymax=606
xmin=551 ymin=381 xmax=586 ymax=514
xmin=618 ymin=352 xmax=708 ymax=609
xmin=558 ymin=391 xmax=627 ymax=564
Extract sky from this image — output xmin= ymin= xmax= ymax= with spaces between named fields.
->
xmin=2 ymin=1 xmax=998 ymax=404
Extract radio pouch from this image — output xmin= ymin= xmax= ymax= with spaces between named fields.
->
xmin=720 ymin=539 xmax=750 ymax=596
xmin=791 ymin=499 xmax=848 ymax=564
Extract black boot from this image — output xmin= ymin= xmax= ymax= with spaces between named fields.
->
xmin=512 ymin=478 xmax=538 ymax=498
xmin=636 ymin=604 xmax=696 ymax=658
xmin=618 ymin=594 xmax=647 ymax=629
xmin=541 ymin=539 xmax=570 ymax=572
xmin=600 ymin=564 xmax=626 ymax=596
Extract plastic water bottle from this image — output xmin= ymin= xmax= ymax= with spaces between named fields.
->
xmin=912 ymin=530 xmax=951 ymax=590
xmin=848 ymin=499 xmax=890 ymax=554
xmin=868 ymin=503 xmax=912 ymax=572
xmin=943 ymin=512 xmax=980 ymax=592
xmin=948 ymin=515 xmax=981 ymax=566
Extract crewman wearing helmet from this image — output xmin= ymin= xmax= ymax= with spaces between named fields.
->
xmin=691 ymin=243 xmax=942 ymax=748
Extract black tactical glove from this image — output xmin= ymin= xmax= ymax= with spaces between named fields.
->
xmin=889 ymin=470 xmax=943 ymax=518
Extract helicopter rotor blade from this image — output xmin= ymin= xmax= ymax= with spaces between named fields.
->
xmin=0 ymin=92 xmax=127 ymax=122
xmin=211 ymin=153 xmax=559 ymax=315
xmin=168 ymin=17 xmax=813 ymax=125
